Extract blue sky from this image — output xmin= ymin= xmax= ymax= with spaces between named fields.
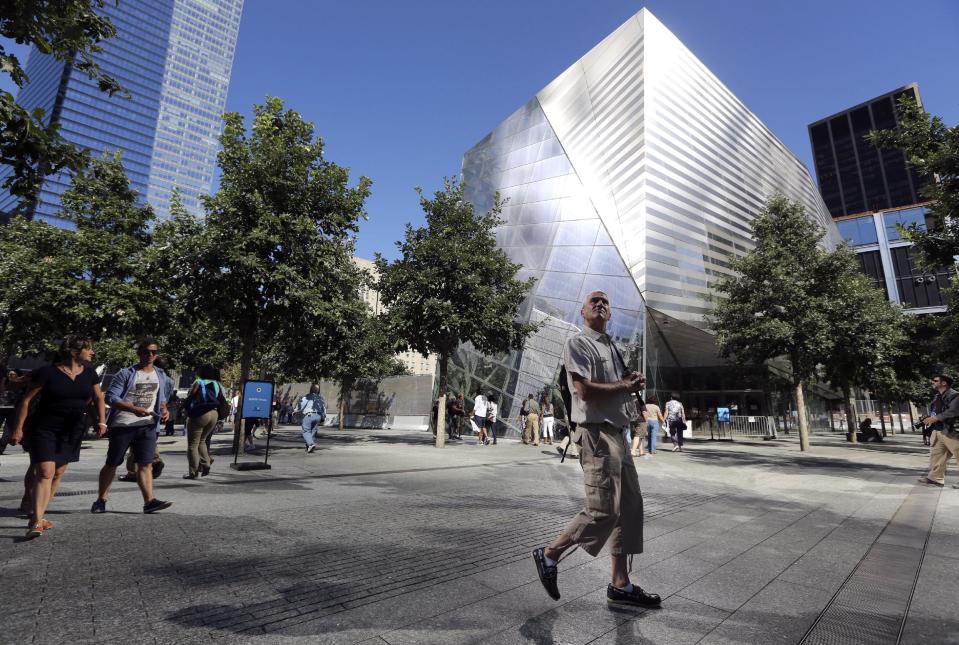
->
xmin=5 ymin=1 xmax=959 ymax=259
xmin=225 ymin=0 xmax=958 ymax=260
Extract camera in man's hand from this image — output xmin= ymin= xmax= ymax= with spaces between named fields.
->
xmin=913 ymin=415 xmax=928 ymax=430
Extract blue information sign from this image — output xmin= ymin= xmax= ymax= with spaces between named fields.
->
xmin=241 ymin=380 xmax=274 ymax=419
xmin=717 ymin=407 xmax=731 ymax=423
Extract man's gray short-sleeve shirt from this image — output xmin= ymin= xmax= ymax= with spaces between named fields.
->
xmin=563 ymin=327 xmax=635 ymax=427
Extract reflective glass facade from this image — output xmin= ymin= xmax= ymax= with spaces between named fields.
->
xmin=0 ymin=0 xmax=242 ymax=225
xmin=146 ymin=0 xmax=243 ymax=220
xmin=835 ymin=206 xmax=949 ymax=311
xmin=808 ymin=85 xmax=928 ymax=218
xmin=457 ymin=9 xmax=840 ymax=433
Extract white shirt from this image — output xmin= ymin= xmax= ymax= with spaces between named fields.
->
xmin=111 ymin=369 xmax=159 ymax=427
xmin=487 ymin=402 xmax=498 ymax=421
xmin=473 ymin=395 xmax=488 ymax=418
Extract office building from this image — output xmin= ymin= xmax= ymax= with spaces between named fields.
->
xmin=808 ymin=84 xmax=927 ymax=219
xmin=457 ymin=9 xmax=841 ymax=433
xmin=810 ymin=86 xmax=948 ymax=312
xmin=0 ymin=0 xmax=243 ymax=224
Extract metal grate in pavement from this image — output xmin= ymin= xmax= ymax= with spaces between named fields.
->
xmin=54 ymin=488 xmax=100 ymax=497
xmin=800 ymin=484 xmax=938 ymax=645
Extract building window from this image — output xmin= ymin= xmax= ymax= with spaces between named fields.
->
xmin=836 ymin=216 xmax=878 ymax=246
xmin=883 ymin=207 xmax=928 ymax=242
xmin=890 ymin=245 xmax=951 ymax=308
xmin=856 ymin=250 xmax=888 ymax=298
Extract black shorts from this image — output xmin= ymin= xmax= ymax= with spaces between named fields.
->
xmin=25 ymin=411 xmax=86 ymax=464
xmin=473 ymin=414 xmax=486 ymax=430
xmin=105 ymin=424 xmax=157 ymax=467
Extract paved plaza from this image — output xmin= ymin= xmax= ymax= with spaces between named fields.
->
xmin=1 ymin=424 xmax=958 ymax=644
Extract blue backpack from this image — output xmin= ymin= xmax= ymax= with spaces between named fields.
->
xmin=186 ymin=379 xmax=220 ymax=418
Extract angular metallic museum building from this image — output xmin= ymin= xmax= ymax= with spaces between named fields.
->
xmin=456 ymin=9 xmax=841 ymax=431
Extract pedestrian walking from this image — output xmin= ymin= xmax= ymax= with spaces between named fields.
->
xmin=665 ymin=392 xmax=686 ymax=452
xmin=918 ymin=374 xmax=959 ymax=488
xmin=91 ymin=338 xmax=172 ymax=515
xmin=519 ymin=396 xmax=530 ymax=443
xmin=640 ymin=395 xmax=664 ymax=455
xmin=524 ymin=394 xmax=540 ymax=446
xmin=9 ymin=336 xmax=107 ymax=538
xmin=0 ymin=366 xmax=29 ymax=454
xmin=541 ymin=398 xmax=555 ymax=445
xmin=473 ymin=389 xmax=488 ymax=442
xmin=487 ymin=394 xmax=499 ymax=445
xmin=532 ymin=290 xmax=660 ymax=608
xmin=182 ymin=365 xmax=226 ymax=478
xmin=297 ymin=384 xmax=326 ymax=453
xmin=164 ymin=393 xmax=179 ymax=436
xmin=446 ymin=392 xmax=463 ymax=441
xmin=630 ymin=417 xmax=648 ymax=457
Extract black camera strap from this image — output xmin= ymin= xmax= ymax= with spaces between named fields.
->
xmin=610 ymin=339 xmax=646 ymax=412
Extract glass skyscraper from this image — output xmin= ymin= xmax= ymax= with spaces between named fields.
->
xmin=457 ymin=9 xmax=841 ymax=433
xmin=0 ymin=0 xmax=243 ymax=224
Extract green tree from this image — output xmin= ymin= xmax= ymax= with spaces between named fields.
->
xmin=1 ymin=1 xmax=125 ymax=208
xmin=141 ymin=191 xmax=234 ymax=371
xmin=326 ymin=305 xmax=407 ymax=431
xmin=709 ymin=195 xmax=847 ymax=451
xmin=0 ymin=217 xmax=75 ymax=357
xmin=868 ymin=96 xmax=958 ymax=268
xmin=870 ymin=97 xmax=959 ymax=371
xmin=819 ymin=248 xmax=907 ymax=442
xmin=184 ymin=97 xmax=372 ymax=386
xmin=375 ymin=177 xmax=538 ymax=447
xmin=0 ymin=153 xmax=157 ymax=366
xmin=58 ymin=152 xmax=158 ymax=366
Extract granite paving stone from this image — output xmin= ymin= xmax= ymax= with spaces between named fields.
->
xmin=0 ymin=426 xmax=951 ymax=644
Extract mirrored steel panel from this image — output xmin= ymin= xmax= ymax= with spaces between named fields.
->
xmin=457 ymin=9 xmax=841 ymax=436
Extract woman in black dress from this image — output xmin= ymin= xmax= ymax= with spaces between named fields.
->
xmin=9 ymin=336 xmax=107 ymax=539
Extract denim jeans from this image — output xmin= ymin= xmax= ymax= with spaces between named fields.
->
xmin=647 ymin=420 xmax=659 ymax=452
xmin=301 ymin=413 xmax=323 ymax=446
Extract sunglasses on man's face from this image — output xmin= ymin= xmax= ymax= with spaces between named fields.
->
xmin=139 ymin=349 xmax=159 ymax=355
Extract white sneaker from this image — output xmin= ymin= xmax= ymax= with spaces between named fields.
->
xmin=306 ymin=444 xmax=316 ymax=454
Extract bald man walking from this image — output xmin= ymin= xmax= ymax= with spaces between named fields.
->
xmin=532 ymin=291 xmax=660 ymax=608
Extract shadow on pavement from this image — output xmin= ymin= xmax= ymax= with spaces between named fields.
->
xmin=683 ymin=446 xmax=920 ymax=480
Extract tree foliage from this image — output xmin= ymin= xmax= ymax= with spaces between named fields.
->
xmin=870 ymin=96 xmax=959 ymax=376
xmin=0 ymin=153 xmax=156 ymax=366
xmin=168 ymin=97 xmax=372 ymax=383
xmin=708 ymin=195 xmax=903 ymax=450
xmin=1 ymin=0 xmax=125 ymax=208
xmin=141 ymin=190 xmax=233 ymax=371
xmin=868 ymin=95 xmax=958 ymax=268
xmin=323 ymin=281 xmax=407 ymax=430
xmin=818 ymin=247 xmax=907 ymax=439
xmin=375 ymin=177 xmax=538 ymax=445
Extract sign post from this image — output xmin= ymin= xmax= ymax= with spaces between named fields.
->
xmin=231 ymin=379 xmax=274 ymax=471
xmin=715 ymin=407 xmax=731 ymax=440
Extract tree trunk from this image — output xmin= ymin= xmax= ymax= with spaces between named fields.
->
xmin=338 ymin=380 xmax=351 ymax=432
xmin=234 ymin=340 xmax=256 ymax=456
xmin=878 ymin=402 xmax=887 ymax=437
xmin=793 ymin=379 xmax=810 ymax=452
xmin=842 ymin=383 xmax=857 ymax=443
xmin=435 ymin=353 xmax=448 ymax=448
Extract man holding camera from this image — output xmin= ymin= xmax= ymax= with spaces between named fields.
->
xmin=531 ymin=290 xmax=660 ymax=608
xmin=918 ymin=374 xmax=959 ymax=488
